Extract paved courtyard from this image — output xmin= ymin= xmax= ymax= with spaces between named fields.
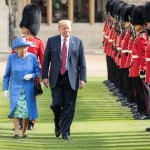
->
xmin=0 ymin=54 xmax=107 ymax=78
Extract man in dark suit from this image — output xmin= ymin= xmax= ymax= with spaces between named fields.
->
xmin=42 ymin=20 xmax=87 ymax=140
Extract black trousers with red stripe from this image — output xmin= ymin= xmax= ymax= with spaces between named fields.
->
xmin=132 ymin=77 xmax=147 ymax=115
xmin=122 ymin=68 xmax=135 ymax=103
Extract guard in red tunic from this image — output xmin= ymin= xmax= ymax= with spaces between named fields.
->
xmin=119 ymin=4 xmax=135 ymax=106
xmin=129 ymin=5 xmax=147 ymax=119
xmin=143 ymin=2 xmax=150 ymax=131
xmin=12 ymin=4 xmax=44 ymax=70
xmin=112 ymin=2 xmax=127 ymax=97
xmin=103 ymin=0 xmax=112 ymax=85
xmin=104 ymin=0 xmax=117 ymax=89
xmin=107 ymin=1 xmax=125 ymax=92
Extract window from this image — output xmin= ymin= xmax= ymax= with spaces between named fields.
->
xmin=31 ymin=0 xmax=47 ymax=23
xmin=74 ymin=0 xmax=89 ymax=23
xmin=52 ymin=0 xmax=68 ymax=23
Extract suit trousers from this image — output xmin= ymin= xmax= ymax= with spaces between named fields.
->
xmin=50 ymin=71 xmax=78 ymax=136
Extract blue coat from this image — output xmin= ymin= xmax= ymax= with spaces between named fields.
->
xmin=3 ymin=52 xmax=40 ymax=120
xmin=42 ymin=35 xmax=87 ymax=90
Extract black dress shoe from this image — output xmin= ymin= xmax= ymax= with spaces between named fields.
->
xmin=62 ymin=135 xmax=71 ymax=140
xmin=55 ymin=127 xmax=61 ymax=137
xmin=13 ymin=134 xmax=19 ymax=139
xmin=146 ymin=128 xmax=150 ymax=132
xmin=134 ymin=114 xmax=148 ymax=120
xmin=22 ymin=134 xmax=29 ymax=139
xmin=27 ymin=125 xmax=33 ymax=130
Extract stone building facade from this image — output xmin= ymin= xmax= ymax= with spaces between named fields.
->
xmin=0 ymin=0 xmax=9 ymax=52
xmin=124 ymin=0 xmax=148 ymax=5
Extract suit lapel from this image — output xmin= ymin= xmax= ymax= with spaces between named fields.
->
xmin=68 ymin=36 xmax=73 ymax=59
xmin=55 ymin=35 xmax=61 ymax=60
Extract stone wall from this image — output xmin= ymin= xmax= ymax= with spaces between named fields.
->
xmin=124 ymin=0 xmax=148 ymax=5
xmin=0 ymin=0 xmax=9 ymax=52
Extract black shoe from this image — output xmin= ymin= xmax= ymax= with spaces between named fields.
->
xmin=134 ymin=115 xmax=148 ymax=120
xmin=22 ymin=134 xmax=29 ymax=139
xmin=140 ymin=115 xmax=148 ymax=120
xmin=62 ymin=135 xmax=71 ymax=140
xmin=55 ymin=127 xmax=61 ymax=137
xmin=27 ymin=125 xmax=33 ymax=130
xmin=13 ymin=134 xmax=19 ymax=139
xmin=146 ymin=128 xmax=150 ymax=132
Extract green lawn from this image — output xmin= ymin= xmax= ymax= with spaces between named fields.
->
xmin=0 ymin=76 xmax=150 ymax=150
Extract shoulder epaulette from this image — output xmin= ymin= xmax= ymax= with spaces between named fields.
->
xmin=35 ymin=36 xmax=41 ymax=41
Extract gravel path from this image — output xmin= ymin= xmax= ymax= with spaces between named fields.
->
xmin=0 ymin=54 xmax=107 ymax=78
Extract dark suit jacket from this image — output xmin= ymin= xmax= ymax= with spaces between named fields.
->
xmin=42 ymin=34 xmax=87 ymax=90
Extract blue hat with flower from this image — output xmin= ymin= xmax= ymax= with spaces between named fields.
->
xmin=12 ymin=37 xmax=31 ymax=50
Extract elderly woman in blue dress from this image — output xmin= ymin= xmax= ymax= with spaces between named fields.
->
xmin=3 ymin=37 xmax=40 ymax=139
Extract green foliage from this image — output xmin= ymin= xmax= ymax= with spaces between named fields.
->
xmin=0 ymin=77 xmax=150 ymax=150
xmin=52 ymin=0 xmax=63 ymax=10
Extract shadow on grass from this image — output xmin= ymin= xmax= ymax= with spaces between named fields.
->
xmin=1 ymin=131 xmax=150 ymax=150
xmin=1 ymin=78 xmax=150 ymax=149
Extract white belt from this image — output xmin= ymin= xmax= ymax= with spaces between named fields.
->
xmin=104 ymin=35 xmax=109 ymax=39
xmin=146 ymin=58 xmax=150 ymax=62
xmin=109 ymin=39 xmax=114 ymax=42
xmin=121 ymin=50 xmax=129 ymax=53
xmin=103 ymin=31 xmax=105 ymax=35
xmin=128 ymin=50 xmax=132 ymax=53
xmin=132 ymin=55 xmax=139 ymax=58
xmin=117 ymin=47 xmax=122 ymax=51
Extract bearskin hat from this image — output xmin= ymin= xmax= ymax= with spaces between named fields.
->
xmin=123 ymin=4 xmax=135 ymax=22
xmin=109 ymin=0 xmax=118 ymax=17
xmin=116 ymin=2 xmax=127 ymax=20
xmin=131 ymin=5 xmax=144 ymax=25
xmin=144 ymin=2 xmax=150 ymax=23
xmin=20 ymin=4 xmax=41 ymax=36
xmin=105 ymin=0 xmax=113 ymax=15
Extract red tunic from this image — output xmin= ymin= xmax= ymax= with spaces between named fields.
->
xmin=111 ymin=31 xmax=118 ymax=60
xmin=129 ymin=32 xmax=147 ymax=77
xmin=120 ymin=30 xmax=131 ymax=68
xmin=125 ymin=37 xmax=133 ymax=68
xmin=145 ymin=38 xmax=150 ymax=84
xmin=115 ymin=34 xmax=122 ymax=66
xmin=107 ymin=26 xmax=115 ymax=56
xmin=103 ymin=20 xmax=110 ymax=54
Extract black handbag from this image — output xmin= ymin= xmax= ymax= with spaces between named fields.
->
xmin=34 ymin=77 xmax=43 ymax=96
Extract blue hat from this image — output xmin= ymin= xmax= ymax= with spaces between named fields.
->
xmin=12 ymin=37 xmax=31 ymax=50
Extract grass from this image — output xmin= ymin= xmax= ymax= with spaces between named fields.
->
xmin=0 ymin=76 xmax=150 ymax=150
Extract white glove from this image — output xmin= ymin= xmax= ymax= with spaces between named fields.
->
xmin=23 ymin=74 xmax=33 ymax=80
xmin=3 ymin=90 xmax=9 ymax=99
xmin=139 ymin=70 xmax=146 ymax=79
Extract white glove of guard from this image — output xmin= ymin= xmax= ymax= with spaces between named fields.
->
xmin=139 ymin=70 xmax=146 ymax=79
xmin=23 ymin=74 xmax=33 ymax=80
xmin=3 ymin=90 xmax=9 ymax=99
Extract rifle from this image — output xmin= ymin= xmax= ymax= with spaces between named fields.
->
xmin=129 ymin=16 xmax=136 ymax=41
xmin=115 ymin=15 xmax=121 ymax=35
xmin=120 ymin=17 xmax=126 ymax=39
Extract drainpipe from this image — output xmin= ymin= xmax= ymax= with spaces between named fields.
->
xmin=7 ymin=0 xmax=14 ymax=46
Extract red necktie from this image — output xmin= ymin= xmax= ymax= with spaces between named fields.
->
xmin=60 ymin=39 xmax=67 ymax=75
